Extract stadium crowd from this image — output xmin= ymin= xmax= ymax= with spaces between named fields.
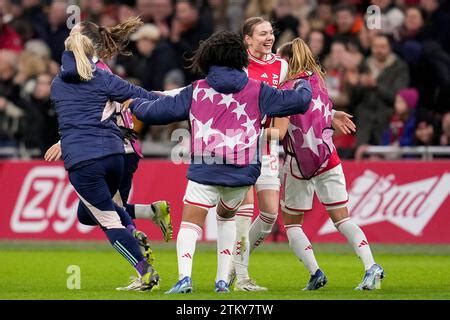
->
xmin=0 ymin=0 xmax=449 ymax=159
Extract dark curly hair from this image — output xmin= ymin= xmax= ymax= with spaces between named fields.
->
xmin=189 ymin=31 xmax=249 ymax=76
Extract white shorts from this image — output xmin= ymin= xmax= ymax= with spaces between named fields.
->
xmin=281 ymin=156 xmax=348 ymax=214
xmin=183 ymin=180 xmax=250 ymax=211
xmin=255 ymin=154 xmax=280 ymax=192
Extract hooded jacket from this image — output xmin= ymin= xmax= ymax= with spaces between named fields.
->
xmin=130 ymin=65 xmax=312 ymax=187
xmin=51 ymin=51 xmax=158 ymax=170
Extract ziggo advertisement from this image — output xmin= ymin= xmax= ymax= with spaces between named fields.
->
xmin=1 ymin=160 xmax=449 ymax=243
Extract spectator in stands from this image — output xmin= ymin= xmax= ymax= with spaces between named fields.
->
xmin=170 ymin=0 xmax=213 ymax=83
xmin=245 ymin=0 xmax=276 ymax=19
xmin=39 ymin=0 xmax=70 ymax=62
xmin=0 ymin=11 xmax=23 ymax=52
xmin=326 ymin=4 xmax=364 ymax=48
xmin=14 ymin=50 xmax=48 ymax=97
xmin=0 ymin=95 xmax=23 ymax=150
xmin=22 ymin=72 xmax=58 ymax=155
xmin=308 ymin=1 xmax=333 ymax=31
xmin=323 ymin=40 xmax=362 ymax=111
xmin=203 ymin=0 xmax=230 ymax=33
xmin=20 ymin=0 xmax=47 ymax=42
xmin=414 ymin=117 xmax=439 ymax=146
xmin=381 ymin=88 xmax=418 ymax=147
xmin=307 ymin=29 xmax=330 ymax=64
xmin=393 ymin=6 xmax=450 ymax=115
xmin=148 ymin=0 xmax=174 ymax=39
xmin=80 ymin=0 xmax=106 ymax=24
xmin=117 ymin=24 xmax=181 ymax=91
xmin=420 ymin=0 xmax=450 ymax=54
xmin=371 ymin=0 xmax=405 ymax=35
xmin=290 ymin=0 xmax=316 ymax=22
xmin=25 ymin=40 xmax=60 ymax=76
xmin=117 ymin=3 xmax=138 ymax=24
xmin=271 ymin=0 xmax=300 ymax=49
xmin=351 ymin=34 xmax=409 ymax=147
xmin=439 ymin=112 xmax=450 ymax=146
xmin=135 ymin=0 xmax=154 ymax=23
xmin=0 ymin=49 xmax=24 ymax=109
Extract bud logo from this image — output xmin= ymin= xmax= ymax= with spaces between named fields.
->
xmin=10 ymin=167 xmax=94 ymax=234
xmin=319 ymin=170 xmax=450 ymax=236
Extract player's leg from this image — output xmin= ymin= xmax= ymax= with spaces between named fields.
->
xmin=249 ymin=154 xmax=281 ymax=253
xmin=121 ymin=153 xmax=173 ymax=241
xmin=69 ymin=154 xmax=158 ymax=291
xmin=215 ymin=185 xmax=251 ymax=292
xmin=166 ymin=180 xmax=217 ymax=294
xmin=281 ymin=165 xmax=327 ymax=290
xmin=230 ymin=188 xmax=254 ymax=286
xmin=316 ymin=164 xmax=384 ymax=290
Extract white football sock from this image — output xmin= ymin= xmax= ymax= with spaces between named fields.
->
xmin=233 ymin=207 xmax=253 ymax=281
xmin=133 ymin=204 xmax=155 ymax=220
xmin=177 ymin=221 xmax=202 ymax=280
xmin=249 ymin=211 xmax=277 ymax=252
xmin=335 ymin=218 xmax=375 ymax=270
xmin=285 ymin=224 xmax=319 ymax=275
xmin=216 ymin=215 xmax=236 ymax=282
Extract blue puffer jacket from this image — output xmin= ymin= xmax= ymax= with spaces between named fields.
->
xmin=51 ymin=51 xmax=158 ymax=170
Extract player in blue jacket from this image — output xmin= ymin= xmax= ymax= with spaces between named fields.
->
xmin=123 ymin=31 xmax=312 ymax=293
xmin=51 ymin=32 xmax=161 ymax=291
xmin=45 ymin=20 xmax=173 ymax=290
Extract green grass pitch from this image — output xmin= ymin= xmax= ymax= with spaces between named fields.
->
xmin=1 ymin=241 xmax=449 ymax=300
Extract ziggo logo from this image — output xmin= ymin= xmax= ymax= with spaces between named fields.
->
xmin=10 ymin=167 xmax=94 ymax=234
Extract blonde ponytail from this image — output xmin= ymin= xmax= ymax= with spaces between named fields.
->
xmin=280 ymin=38 xmax=326 ymax=84
xmin=64 ymin=33 xmax=95 ymax=81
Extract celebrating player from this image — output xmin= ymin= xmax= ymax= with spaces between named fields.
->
xmin=277 ymin=38 xmax=385 ymax=290
xmin=122 ymin=31 xmax=312 ymax=293
xmin=44 ymin=19 xmax=173 ymax=288
xmin=228 ymin=17 xmax=289 ymax=292
xmin=51 ymin=31 xmax=163 ymax=291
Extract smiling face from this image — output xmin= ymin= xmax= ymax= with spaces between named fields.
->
xmin=244 ymin=21 xmax=275 ymax=59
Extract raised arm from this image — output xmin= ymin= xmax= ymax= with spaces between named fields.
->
xmin=259 ymin=80 xmax=312 ymax=117
xmin=128 ymin=85 xmax=193 ymax=125
xmin=105 ymin=71 xmax=160 ymax=103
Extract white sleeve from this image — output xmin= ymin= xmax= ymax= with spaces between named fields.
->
xmin=332 ymin=109 xmax=336 ymax=118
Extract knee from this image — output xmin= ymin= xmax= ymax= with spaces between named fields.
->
xmin=77 ymin=209 xmax=97 ymax=226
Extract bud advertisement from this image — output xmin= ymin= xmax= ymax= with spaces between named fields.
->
xmin=0 ymin=160 xmax=449 ymax=243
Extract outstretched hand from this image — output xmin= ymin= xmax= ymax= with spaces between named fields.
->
xmin=332 ymin=111 xmax=356 ymax=135
xmin=44 ymin=143 xmax=62 ymax=161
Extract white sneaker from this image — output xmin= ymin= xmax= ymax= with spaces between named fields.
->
xmin=116 ymin=267 xmax=160 ymax=291
xmin=234 ymin=278 xmax=268 ymax=292
xmin=116 ymin=276 xmax=142 ymax=291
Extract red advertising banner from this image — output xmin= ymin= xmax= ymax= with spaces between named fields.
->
xmin=0 ymin=160 xmax=449 ymax=243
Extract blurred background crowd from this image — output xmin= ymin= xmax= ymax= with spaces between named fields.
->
xmin=0 ymin=0 xmax=449 ymax=159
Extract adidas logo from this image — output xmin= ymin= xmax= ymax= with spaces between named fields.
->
xmin=304 ymin=245 xmax=313 ymax=251
xmin=358 ymin=240 xmax=368 ymax=247
xmin=182 ymin=253 xmax=192 ymax=259
xmin=261 ymin=73 xmax=268 ymax=78
xmin=220 ymin=249 xmax=232 ymax=255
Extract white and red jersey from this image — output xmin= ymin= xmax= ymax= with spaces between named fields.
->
xmin=246 ymin=50 xmax=288 ymax=156
xmin=246 ymin=50 xmax=288 ymax=91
